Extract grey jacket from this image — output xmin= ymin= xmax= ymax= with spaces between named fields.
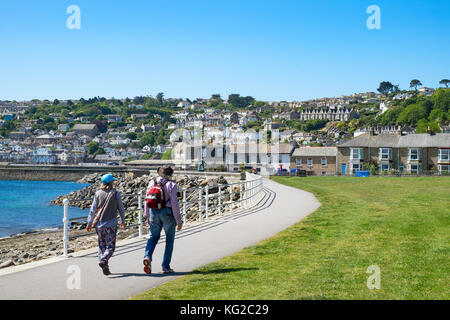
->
xmin=87 ymin=188 xmax=126 ymax=227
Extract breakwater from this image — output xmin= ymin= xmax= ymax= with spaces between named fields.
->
xmin=0 ymin=164 xmax=240 ymax=181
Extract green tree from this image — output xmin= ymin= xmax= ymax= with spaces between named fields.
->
xmin=94 ymin=148 xmax=106 ymax=155
xmin=228 ymin=94 xmax=255 ymax=108
xmin=126 ymin=132 xmax=137 ymax=140
xmin=429 ymin=109 xmax=445 ymax=121
xmin=161 ymin=149 xmax=172 ymax=160
xmin=439 ymin=79 xmax=450 ymax=88
xmin=377 ymin=81 xmax=395 ymax=96
xmin=432 ymin=88 xmax=450 ymax=113
xmin=410 ymin=79 xmax=422 ymax=91
xmin=415 ymin=119 xmax=441 ymax=134
xmin=156 ymin=92 xmax=165 ymax=106
xmin=397 ymin=104 xmax=427 ymax=126
xmin=87 ymin=141 xmax=100 ymax=154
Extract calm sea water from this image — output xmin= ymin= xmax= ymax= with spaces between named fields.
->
xmin=0 ymin=180 xmax=91 ymax=238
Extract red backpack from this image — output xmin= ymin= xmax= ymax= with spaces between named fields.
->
xmin=146 ymin=178 xmax=169 ymax=209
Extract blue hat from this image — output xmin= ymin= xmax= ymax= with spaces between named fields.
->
xmin=101 ymin=174 xmax=116 ymax=184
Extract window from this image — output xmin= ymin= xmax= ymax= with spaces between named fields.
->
xmin=439 ymin=165 xmax=450 ymax=174
xmin=352 ymin=163 xmax=361 ymax=172
xmin=307 ymin=158 xmax=313 ymax=166
xmin=322 ymin=171 xmax=326 ymax=176
xmin=381 ymin=164 xmax=391 ymax=171
xmin=438 ymin=149 xmax=450 ymax=162
xmin=351 ymin=148 xmax=363 ymax=160
xmin=380 ymin=148 xmax=392 ymax=160
xmin=321 ymin=157 xmax=327 ymax=166
xmin=409 ymin=148 xmax=420 ymax=161
xmin=409 ymin=164 xmax=419 ymax=174
xmin=295 ymin=158 xmax=302 ymax=166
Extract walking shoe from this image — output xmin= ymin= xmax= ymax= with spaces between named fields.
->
xmin=162 ymin=268 xmax=175 ymax=274
xmin=99 ymin=261 xmax=111 ymax=276
xmin=143 ymin=257 xmax=152 ymax=274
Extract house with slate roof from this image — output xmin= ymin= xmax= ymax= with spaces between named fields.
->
xmin=337 ymin=130 xmax=450 ymax=175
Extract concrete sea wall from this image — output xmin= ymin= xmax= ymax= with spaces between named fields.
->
xmin=0 ymin=164 xmax=240 ymax=182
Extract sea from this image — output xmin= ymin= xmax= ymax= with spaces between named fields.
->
xmin=0 ymin=180 xmax=91 ymax=238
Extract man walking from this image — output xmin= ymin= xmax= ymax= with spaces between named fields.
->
xmin=143 ymin=166 xmax=182 ymax=274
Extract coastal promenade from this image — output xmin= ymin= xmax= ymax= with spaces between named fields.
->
xmin=0 ymin=178 xmax=320 ymax=300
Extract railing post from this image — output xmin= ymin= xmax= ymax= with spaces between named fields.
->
xmin=198 ymin=187 xmax=203 ymax=221
xmin=218 ymin=185 xmax=222 ymax=216
xmin=246 ymin=180 xmax=249 ymax=206
xmin=239 ymin=182 xmax=243 ymax=208
xmin=183 ymin=189 xmax=187 ymax=225
xmin=62 ymin=198 xmax=69 ymax=257
xmin=205 ymin=185 xmax=209 ymax=219
xmin=250 ymin=179 xmax=253 ymax=204
xmin=229 ymin=185 xmax=233 ymax=211
xmin=138 ymin=190 xmax=143 ymax=238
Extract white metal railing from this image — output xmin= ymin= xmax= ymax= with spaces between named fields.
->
xmin=61 ymin=173 xmax=263 ymax=256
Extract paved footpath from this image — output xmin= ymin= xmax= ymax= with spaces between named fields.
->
xmin=0 ymin=178 xmax=320 ymax=300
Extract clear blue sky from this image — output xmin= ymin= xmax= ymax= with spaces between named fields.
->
xmin=0 ymin=0 xmax=449 ymax=101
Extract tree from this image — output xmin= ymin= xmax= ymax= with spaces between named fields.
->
xmin=228 ymin=94 xmax=255 ymax=109
xmin=410 ymin=79 xmax=422 ymax=91
xmin=397 ymin=103 xmax=427 ymax=126
xmin=156 ymin=92 xmax=165 ymax=106
xmin=53 ymin=99 xmax=60 ymax=106
xmin=126 ymin=132 xmax=137 ymax=140
xmin=439 ymin=79 xmax=450 ymax=88
xmin=133 ymin=96 xmax=145 ymax=104
xmin=161 ymin=149 xmax=172 ymax=160
xmin=377 ymin=81 xmax=395 ymax=96
xmin=87 ymin=141 xmax=100 ymax=154
xmin=415 ymin=119 xmax=441 ymax=134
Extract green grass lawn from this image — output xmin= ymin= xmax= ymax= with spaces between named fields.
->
xmin=132 ymin=176 xmax=450 ymax=300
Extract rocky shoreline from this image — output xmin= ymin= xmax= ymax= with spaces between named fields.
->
xmin=0 ymin=172 xmax=240 ymax=270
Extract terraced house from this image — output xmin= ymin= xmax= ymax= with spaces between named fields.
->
xmin=290 ymin=147 xmax=337 ymax=176
xmin=337 ymin=130 xmax=450 ymax=175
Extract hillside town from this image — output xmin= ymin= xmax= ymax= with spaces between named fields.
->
xmin=1 ymin=84 xmax=449 ymax=176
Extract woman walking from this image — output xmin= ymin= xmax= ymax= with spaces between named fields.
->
xmin=143 ymin=166 xmax=182 ymax=274
xmin=87 ymin=174 xmax=126 ymax=275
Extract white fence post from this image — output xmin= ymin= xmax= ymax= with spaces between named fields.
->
xmin=198 ymin=187 xmax=203 ymax=221
xmin=183 ymin=189 xmax=187 ymax=224
xmin=229 ymin=185 xmax=234 ymax=211
xmin=218 ymin=185 xmax=222 ymax=216
xmin=239 ymin=182 xmax=243 ymax=208
xmin=205 ymin=185 xmax=209 ymax=219
xmin=138 ymin=190 xmax=143 ymax=238
xmin=62 ymin=198 xmax=69 ymax=257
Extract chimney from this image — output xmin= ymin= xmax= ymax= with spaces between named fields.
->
xmin=398 ymin=126 xmax=403 ymax=136
xmin=369 ymin=126 xmax=375 ymax=137
xmin=427 ymin=126 xmax=432 ymax=135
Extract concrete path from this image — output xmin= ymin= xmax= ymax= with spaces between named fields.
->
xmin=0 ymin=178 xmax=321 ymax=300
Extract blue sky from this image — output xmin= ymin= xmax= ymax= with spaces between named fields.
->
xmin=0 ymin=0 xmax=449 ymax=101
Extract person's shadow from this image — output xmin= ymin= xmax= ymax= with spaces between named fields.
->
xmin=108 ymin=267 xmax=258 ymax=279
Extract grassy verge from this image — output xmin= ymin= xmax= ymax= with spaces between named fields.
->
xmin=132 ymin=176 xmax=450 ymax=300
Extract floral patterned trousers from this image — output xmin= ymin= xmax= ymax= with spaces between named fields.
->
xmin=96 ymin=226 xmax=118 ymax=264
